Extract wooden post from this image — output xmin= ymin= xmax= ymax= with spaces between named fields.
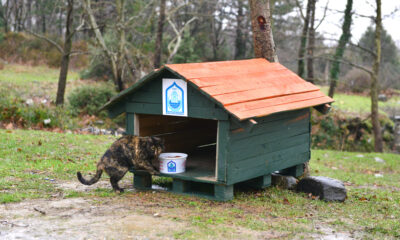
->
xmin=126 ymin=113 xmax=134 ymax=135
xmin=217 ymin=120 xmax=229 ymax=182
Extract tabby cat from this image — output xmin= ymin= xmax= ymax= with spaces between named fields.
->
xmin=77 ymin=135 xmax=164 ymax=192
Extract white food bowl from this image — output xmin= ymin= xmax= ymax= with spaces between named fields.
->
xmin=159 ymin=152 xmax=188 ymax=174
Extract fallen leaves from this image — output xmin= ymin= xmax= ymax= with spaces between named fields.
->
xmin=283 ymin=198 xmax=290 ymax=205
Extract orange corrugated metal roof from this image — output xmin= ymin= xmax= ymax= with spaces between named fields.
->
xmin=166 ymin=58 xmax=333 ymax=120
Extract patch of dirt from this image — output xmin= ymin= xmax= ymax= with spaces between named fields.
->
xmin=310 ymin=225 xmax=362 ymax=240
xmin=0 ymin=197 xmax=185 ymax=240
xmin=1 ymin=180 xmax=365 ymax=239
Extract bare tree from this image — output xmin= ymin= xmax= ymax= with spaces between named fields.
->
xmin=165 ymin=3 xmax=197 ymax=63
xmin=24 ymin=0 xmax=84 ymax=105
xmin=249 ymin=0 xmax=278 ymax=62
xmin=81 ymin=0 xmax=126 ymax=91
xmin=153 ymin=0 xmax=166 ymax=68
xmin=306 ymin=0 xmax=316 ymax=83
xmin=371 ymin=0 xmax=383 ymax=152
xmin=296 ymin=0 xmax=312 ymax=77
xmin=55 ymin=0 xmax=75 ymax=105
xmin=234 ymin=0 xmax=247 ymax=60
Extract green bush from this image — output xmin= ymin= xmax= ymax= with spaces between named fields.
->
xmin=311 ymin=109 xmax=395 ymax=152
xmin=68 ymin=85 xmax=116 ymax=116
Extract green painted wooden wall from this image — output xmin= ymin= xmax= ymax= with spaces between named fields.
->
xmin=125 ymin=71 xmax=228 ymax=121
xmin=226 ymin=108 xmax=311 ymax=185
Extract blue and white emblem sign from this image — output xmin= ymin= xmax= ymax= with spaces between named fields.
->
xmin=162 ymin=78 xmax=187 ymax=116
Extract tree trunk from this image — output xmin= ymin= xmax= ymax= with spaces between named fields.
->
xmin=153 ymin=0 xmax=166 ymax=68
xmin=328 ymin=0 xmax=353 ymax=97
xmin=297 ymin=0 xmax=311 ymax=78
xmin=116 ymin=0 xmax=126 ymax=90
xmin=1 ymin=0 xmax=10 ymax=33
xmin=234 ymin=0 xmax=246 ymax=60
xmin=42 ymin=13 xmax=46 ymax=33
xmin=249 ymin=0 xmax=278 ymax=62
xmin=26 ymin=0 xmax=32 ymax=31
xmin=306 ymin=0 xmax=316 ymax=83
xmin=371 ymin=0 xmax=383 ymax=152
xmin=56 ymin=0 xmax=74 ymax=106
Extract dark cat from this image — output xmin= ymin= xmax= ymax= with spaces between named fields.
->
xmin=77 ymin=135 xmax=164 ymax=192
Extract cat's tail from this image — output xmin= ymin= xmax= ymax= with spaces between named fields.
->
xmin=77 ymin=168 xmax=103 ymax=185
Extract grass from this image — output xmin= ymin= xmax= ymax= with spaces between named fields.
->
xmin=0 ymin=129 xmax=117 ymax=203
xmin=0 ymin=64 xmax=80 ymax=84
xmin=1 ymin=129 xmax=400 ymax=238
xmin=320 ymin=86 xmax=400 ymax=114
xmin=0 ymin=63 xmax=111 ymax=103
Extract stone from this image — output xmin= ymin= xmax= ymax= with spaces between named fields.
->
xmin=378 ymin=94 xmax=387 ymax=102
xmin=271 ymin=173 xmax=298 ymax=190
xmin=296 ymin=176 xmax=347 ymax=202
xmin=374 ymin=157 xmax=385 ymax=163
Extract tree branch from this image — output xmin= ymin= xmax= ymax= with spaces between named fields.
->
xmin=315 ymin=0 xmax=329 ymax=30
xmin=295 ymin=0 xmax=305 ymax=20
xmin=23 ymin=28 xmax=63 ymax=53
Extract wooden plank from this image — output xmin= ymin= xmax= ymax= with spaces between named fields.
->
xmin=133 ymin=172 xmax=152 ymax=190
xmin=214 ymin=184 xmax=234 ymax=201
xmin=126 ymin=102 xmax=162 ymax=115
xmin=228 ymin=132 xmax=310 ymax=161
xmin=134 ymin=114 xmax=140 ymax=135
xmin=229 ymin=108 xmax=308 ymax=130
xmin=166 ymin=59 xmax=285 ymax=80
xmin=107 ymin=102 xmax=125 ymax=118
xmin=188 ymin=106 xmax=229 ymax=120
xmin=229 ymin=112 xmax=310 ymax=140
xmin=280 ymin=164 xmax=304 ymax=177
xmin=201 ymin=71 xmax=301 ymax=95
xmin=227 ymin=151 xmax=309 ymax=185
xmin=238 ymin=174 xmax=271 ymax=189
xmin=229 ymin=118 xmax=310 ymax=147
xmin=225 ymin=91 xmax=324 ymax=113
xmin=217 ymin=120 xmax=229 ymax=182
xmin=189 ymin=68 xmax=289 ymax=88
xmin=213 ymin=82 xmax=319 ymax=106
xmin=252 ymin=108 xmax=309 ymax=125
xmin=230 ymin=143 xmax=309 ymax=171
xmin=126 ymin=113 xmax=135 ymax=135
xmin=126 ymin=103 xmax=227 ymax=121
xmin=232 ymin=96 xmax=333 ymax=120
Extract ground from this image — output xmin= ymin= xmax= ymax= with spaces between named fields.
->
xmin=1 ymin=129 xmax=399 ymax=239
xmin=1 ymin=64 xmax=400 ymax=239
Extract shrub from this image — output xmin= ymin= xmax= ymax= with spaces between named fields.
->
xmin=68 ymin=85 xmax=116 ymax=116
xmin=80 ymin=58 xmax=112 ymax=80
xmin=311 ymin=109 xmax=395 ymax=152
xmin=338 ymin=69 xmax=371 ymax=93
xmin=0 ymin=32 xmax=88 ymax=68
xmin=0 ymin=89 xmax=69 ymax=129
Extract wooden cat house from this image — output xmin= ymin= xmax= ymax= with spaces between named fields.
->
xmin=101 ymin=58 xmax=333 ymax=201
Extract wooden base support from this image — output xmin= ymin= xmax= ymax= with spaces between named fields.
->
xmin=280 ymin=164 xmax=304 ymax=178
xmin=133 ymin=172 xmax=152 ymax=190
xmin=214 ymin=184 xmax=234 ymax=201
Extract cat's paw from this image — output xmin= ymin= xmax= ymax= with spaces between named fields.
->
xmin=115 ymin=188 xmax=124 ymax=194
